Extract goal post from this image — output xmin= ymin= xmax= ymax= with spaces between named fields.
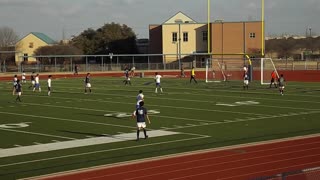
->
xmin=261 ymin=58 xmax=279 ymax=85
xmin=205 ymin=58 xmax=226 ymax=83
xmin=205 ymin=53 xmax=253 ymax=83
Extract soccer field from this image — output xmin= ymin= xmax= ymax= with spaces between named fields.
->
xmin=0 ymin=76 xmax=320 ymax=179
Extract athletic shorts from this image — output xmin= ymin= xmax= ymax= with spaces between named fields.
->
xmin=16 ymin=92 xmax=22 ymax=96
xmin=137 ymin=122 xmax=146 ymax=128
xmin=31 ymin=81 xmax=35 ymax=85
xmin=156 ymin=83 xmax=161 ymax=87
xmin=86 ymin=83 xmax=91 ymax=88
xmin=35 ymin=83 xmax=40 ymax=88
xmin=244 ymin=80 xmax=249 ymax=85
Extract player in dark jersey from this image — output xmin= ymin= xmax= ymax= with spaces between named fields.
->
xmin=132 ymin=101 xmax=151 ymax=141
xmin=84 ymin=73 xmax=92 ymax=94
xmin=15 ymin=79 xmax=22 ymax=102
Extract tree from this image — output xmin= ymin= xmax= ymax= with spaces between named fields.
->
xmin=71 ymin=23 xmax=138 ymax=55
xmin=0 ymin=26 xmax=18 ymax=47
xmin=0 ymin=26 xmax=19 ymax=65
xmin=34 ymin=44 xmax=83 ymax=64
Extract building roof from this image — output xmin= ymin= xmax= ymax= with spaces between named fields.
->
xmin=30 ymin=32 xmax=56 ymax=44
xmin=163 ymin=11 xmax=197 ymax=24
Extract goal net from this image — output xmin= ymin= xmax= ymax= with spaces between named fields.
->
xmin=261 ymin=58 xmax=279 ymax=85
xmin=205 ymin=58 xmax=226 ymax=83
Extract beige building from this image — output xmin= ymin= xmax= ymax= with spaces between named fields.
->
xmin=15 ymin=32 xmax=55 ymax=63
xmin=149 ymin=12 xmax=263 ymax=64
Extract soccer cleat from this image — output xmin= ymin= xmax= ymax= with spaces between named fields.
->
xmin=144 ymin=135 xmax=148 ymax=139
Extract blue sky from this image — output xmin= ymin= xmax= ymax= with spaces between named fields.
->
xmin=0 ymin=0 xmax=319 ymax=40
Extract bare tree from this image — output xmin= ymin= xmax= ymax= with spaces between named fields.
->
xmin=0 ymin=26 xmax=19 ymax=66
xmin=0 ymin=26 xmax=18 ymax=47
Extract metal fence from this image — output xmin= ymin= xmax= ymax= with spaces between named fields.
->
xmin=1 ymin=53 xmax=320 ymax=73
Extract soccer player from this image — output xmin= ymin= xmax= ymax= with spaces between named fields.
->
xmin=123 ymin=66 xmax=131 ymax=85
xmin=130 ymin=66 xmax=136 ymax=77
xmin=21 ymin=71 xmax=26 ymax=83
xmin=278 ymin=74 xmax=286 ymax=96
xmin=33 ymin=74 xmax=41 ymax=92
xmin=154 ymin=72 xmax=163 ymax=93
xmin=243 ymin=73 xmax=249 ymax=90
xmin=84 ymin=73 xmax=92 ymax=94
xmin=47 ymin=75 xmax=52 ymax=96
xmin=15 ymin=79 xmax=22 ymax=102
xmin=136 ymin=90 xmax=144 ymax=109
xmin=132 ymin=101 xmax=151 ymax=141
xmin=190 ymin=66 xmax=197 ymax=84
xmin=12 ymin=75 xmax=18 ymax=95
xmin=28 ymin=72 xmax=35 ymax=89
xmin=180 ymin=64 xmax=186 ymax=78
xmin=269 ymin=70 xmax=278 ymax=88
xmin=132 ymin=90 xmax=144 ymax=115
xmin=74 ymin=64 xmax=79 ymax=75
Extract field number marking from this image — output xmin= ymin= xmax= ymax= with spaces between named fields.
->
xmin=216 ymin=101 xmax=260 ymax=107
xmin=0 ymin=122 xmax=31 ymax=129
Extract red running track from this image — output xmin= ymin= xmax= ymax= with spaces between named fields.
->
xmin=32 ymin=135 xmax=320 ymax=180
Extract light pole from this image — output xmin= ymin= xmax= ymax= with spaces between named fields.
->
xmin=261 ymin=0 xmax=265 ymax=57
xmin=178 ymin=23 xmax=182 ymax=70
xmin=175 ymin=20 xmax=183 ymax=70
xmin=207 ymin=0 xmax=211 ymax=54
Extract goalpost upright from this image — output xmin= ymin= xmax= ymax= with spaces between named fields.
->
xmin=260 ymin=58 xmax=279 ymax=85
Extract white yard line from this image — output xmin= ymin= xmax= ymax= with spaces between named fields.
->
xmin=23 ymin=101 xmax=216 ymax=124
xmin=0 ymin=111 xmax=135 ymax=129
xmin=0 ymin=130 xmax=179 ymax=158
xmin=165 ymin=111 xmax=320 ymax=130
xmin=0 ymin=128 xmax=75 ymax=140
xmin=23 ymin=96 xmax=268 ymax=116
xmin=0 ymin=136 xmax=208 ymax=168
xmin=55 ymin=84 xmax=320 ymax=100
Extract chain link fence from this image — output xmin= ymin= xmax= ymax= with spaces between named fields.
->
xmin=0 ymin=54 xmax=319 ymax=73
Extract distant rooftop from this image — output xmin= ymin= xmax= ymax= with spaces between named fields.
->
xmin=31 ymin=32 xmax=56 ymax=44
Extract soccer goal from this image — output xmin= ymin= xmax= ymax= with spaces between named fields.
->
xmin=261 ymin=58 xmax=279 ymax=85
xmin=205 ymin=58 xmax=227 ymax=83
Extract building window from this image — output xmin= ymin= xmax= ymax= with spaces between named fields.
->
xmin=23 ymin=53 xmax=28 ymax=62
xmin=183 ymin=32 xmax=188 ymax=42
xmin=249 ymin=33 xmax=256 ymax=38
xmin=29 ymin=42 xmax=34 ymax=48
xmin=202 ymin=31 xmax=208 ymax=41
xmin=172 ymin=32 xmax=177 ymax=42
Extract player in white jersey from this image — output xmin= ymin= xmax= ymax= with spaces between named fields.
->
xmin=136 ymin=90 xmax=144 ymax=109
xmin=243 ymin=73 xmax=249 ymax=90
xmin=154 ymin=72 xmax=163 ymax=93
xmin=21 ymin=71 xmax=26 ymax=83
xmin=132 ymin=90 xmax=145 ymax=115
xmin=47 ymin=75 xmax=52 ymax=96
xmin=33 ymin=74 xmax=41 ymax=92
